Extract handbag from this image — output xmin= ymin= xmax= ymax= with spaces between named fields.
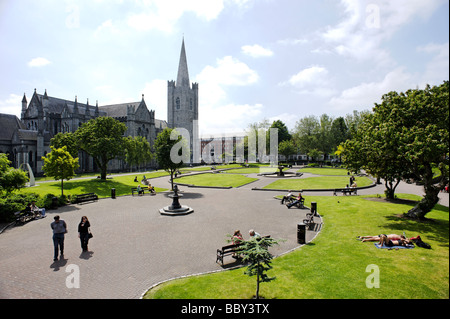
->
xmin=88 ymin=232 xmax=93 ymax=238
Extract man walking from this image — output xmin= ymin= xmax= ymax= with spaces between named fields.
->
xmin=51 ymin=215 xmax=67 ymax=261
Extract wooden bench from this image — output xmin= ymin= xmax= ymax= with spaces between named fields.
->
xmin=75 ymin=193 xmax=98 ymax=204
xmin=216 ymin=235 xmax=270 ymax=266
xmin=131 ymin=187 xmax=155 ymax=196
xmin=334 ymin=188 xmax=357 ymax=196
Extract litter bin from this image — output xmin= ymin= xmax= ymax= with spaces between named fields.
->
xmin=111 ymin=188 xmax=116 ymax=199
xmin=51 ymin=196 xmax=58 ymax=209
xmin=311 ymin=202 xmax=317 ymax=215
xmin=297 ymin=223 xmax=306 ymax=244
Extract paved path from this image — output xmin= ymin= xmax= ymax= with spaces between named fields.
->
xmin=0 ymin=168 xmax=447 ymax=299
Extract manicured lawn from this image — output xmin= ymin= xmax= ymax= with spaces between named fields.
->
xmin=175 ymin=173 xmax=258 ymax=188
xmin=143 ymin=194 xmax=449 ymax=299
xmin=262 ymin=176 xmax=373 ymax=190
xmin=19 ymin=173 xmax=168 ymax=198
xmin=298 ymin=167 xmax=351 ymax=176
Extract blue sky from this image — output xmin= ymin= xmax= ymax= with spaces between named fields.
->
xmin=0 ymin=0 xmax=448 ymax=135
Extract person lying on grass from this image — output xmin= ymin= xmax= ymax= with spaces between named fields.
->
xmin=357 ymin=234 xmax=404 ymax=242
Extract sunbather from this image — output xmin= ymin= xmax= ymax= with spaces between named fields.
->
xmin=378 ymin=234 xmax=412 ymax=247
xmin=357 ymin=234 xmax=403 ymax=242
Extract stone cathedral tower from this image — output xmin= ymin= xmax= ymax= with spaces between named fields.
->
xmin=168 ymin=38 xmax=199 ymax=159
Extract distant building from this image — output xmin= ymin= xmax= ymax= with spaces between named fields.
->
xmin=0 ymin=39 xmax=197 ymax=175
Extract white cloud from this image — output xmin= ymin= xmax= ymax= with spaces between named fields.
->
xmin=194 ymin=56 xmax=260 ymax=134
xmin=285 ymin=66 xmax=328 ymax=88
xmin=280 ymin=65 xmax=336 ymax=97
xmin=0 ymin=94 xmax=22 ymax=117
xmin=319 ymin=0 xmax=443 ymax=66
xmin=142 ymin=79 xmax=167 ymax=121
xmin=27 ymin=57 xmax=51 ymax=67
xmin=200 ymin=103 xmax=264 ymax=135
xmin=195 ymin=55 xmax=258 ymax=106
xmin=241 ymin=44 xmax=273 ymax=58
xmin=127 ymin=0 xmax=225 ymax=32
xmin=417 ymin=42 xmax=449 ymax=86
xmin=328 ymin=67 xmax=416 ymax=112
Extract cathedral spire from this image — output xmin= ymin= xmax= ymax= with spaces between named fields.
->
xmin=176 ymin=38 xmax=190 ymax=87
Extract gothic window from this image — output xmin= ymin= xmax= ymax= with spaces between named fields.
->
xmin=176 ymin=97 xmax=180 ymax=110
xmin=190 ymin=98 xmax=193 ymax=110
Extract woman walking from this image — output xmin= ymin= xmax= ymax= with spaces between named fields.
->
xmin=78 ymin=216 xmax=91 ymax=252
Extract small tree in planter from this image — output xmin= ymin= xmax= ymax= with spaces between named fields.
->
xmin=238 ymin=236 xmax=278 ymax=299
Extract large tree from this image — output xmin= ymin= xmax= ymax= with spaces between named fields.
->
xmin=342 ymin=81 xmax=449 ymax=219
xmin=76 ymin=117 xmax=127 ymax=180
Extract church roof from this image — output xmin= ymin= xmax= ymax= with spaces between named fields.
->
xmin=99 ymin=102 xmax=141 ymax=118
xmin=0 ymin=113 xmax=25 ymax=141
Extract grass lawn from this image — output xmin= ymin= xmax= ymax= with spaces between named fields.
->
xmin=143 ymin=194 xmax=449 ymax=299
xmin=19 ymin=173 xmax=168 ymax=198
xmin=175 ymin=173 xmax=258 ymax=188
xmin=298 ymin=167 xmax=351 ymax=176
xmin=262 ymin=176 xmax=373 ymax=190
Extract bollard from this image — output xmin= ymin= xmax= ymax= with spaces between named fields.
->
xmin=311 ymin=202 xmax=317 ymax=216
xmin=297 ymin=223 xmax=306 ymax=244
xmin=111 ymin=188 xmax=116 ymax=199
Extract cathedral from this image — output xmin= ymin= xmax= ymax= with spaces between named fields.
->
xmin=0 ymin=39 xmax=198 ymax=175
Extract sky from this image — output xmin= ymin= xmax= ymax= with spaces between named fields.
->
xmin=0 ymin=0 xmax=448 ymax=136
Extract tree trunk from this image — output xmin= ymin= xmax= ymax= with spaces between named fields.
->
xmin=406 ymin=188 xmax=440 ymax=219
xmin=256 ymin=269 xmax=260 ymax=299
xmin=406 ymin=164 xmax=440 ymax=219
xmin=384 ymin=179 xmax=400 ymax=200
xmin=61 ymin=179 xmax=64 ymax=196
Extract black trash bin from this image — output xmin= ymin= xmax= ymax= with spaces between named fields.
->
xmin=297 ymin=223 xmax=306 ymax=244
xmin=111 ymin=188 xmax=116 ymax=199
xmin=51 ymin=196 xmax=58 ymax=209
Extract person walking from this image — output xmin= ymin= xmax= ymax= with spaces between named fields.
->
xmin=78 ymin=216 xmax=91 ymax=252
xmin=50 ymin=215 xmax=67 ymax=261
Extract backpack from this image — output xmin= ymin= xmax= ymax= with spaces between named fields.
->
xmin=411 ymin=236 xmax=431 ymax=249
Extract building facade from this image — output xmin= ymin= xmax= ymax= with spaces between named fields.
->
xmin=0 ymin=39 xmax=196 ymax=175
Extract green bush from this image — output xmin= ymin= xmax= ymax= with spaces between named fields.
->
xmin=0 ymin=193 xmax=40 ymax=222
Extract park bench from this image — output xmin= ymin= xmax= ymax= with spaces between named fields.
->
xmin=334 ymin=188 xmax=357 ymax=196
xmin=75 ymin=193 xmax=98 ymax=204
xmin=131 ymin=187 xmax=155 ymax=196
xmin=216 ymin=235 xmax=270 ymax=266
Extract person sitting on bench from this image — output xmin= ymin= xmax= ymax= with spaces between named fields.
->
xmin=287 ymin=193 xmax=305 ymax=208
xmin=137 ymin=185 xmax=144 ymax=195
xmin=281 ymin=190 xmax=294 ymax=204
xmin=147 ymin=183 xmax=155 ymax=194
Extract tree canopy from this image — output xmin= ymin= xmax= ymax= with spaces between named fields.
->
xmin=341 ymin=81 xmax=449 ymax=218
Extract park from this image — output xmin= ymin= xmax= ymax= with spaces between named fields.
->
xmin=0 ymin=164 xmax=448 ymax=299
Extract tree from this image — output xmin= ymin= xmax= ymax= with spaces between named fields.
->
xmin=42 ymin=146 xmax=79 ymax=196
xmin=76 ymin=117 xmax=127 ymax=180
xmin=278 ymin=140 xmax=296 ymax=161
xmin=154 ymin=128 xmax=188 ymax=191
xmin=124 ymin=136 xmax=153 ymax=171
xmin=292 ymin=116 xmax=319 ymax=159
xmin=50 ymin=132 xmax=79 ymax=158
xmin=238 ymin=236 xmax=278 ymax=299
xmin=0 ymin=153 xmax=28 ymax=194
xmin=341 ymin=81 xmax=449 ymax=218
